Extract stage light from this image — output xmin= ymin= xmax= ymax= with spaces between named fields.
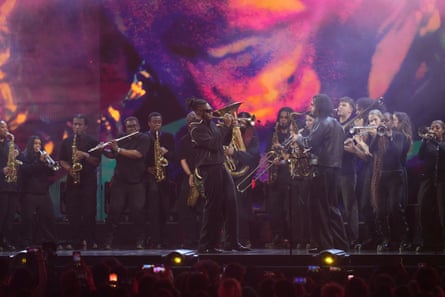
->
xmin=315 ymin=249 xmax=349 ymax=267
xmin=164 ymin=249 xmax=198 ymax=266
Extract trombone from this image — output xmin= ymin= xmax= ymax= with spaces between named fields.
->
xmin=236 ymin=150 xmax=278 ymax=193
xmin=349 ymin=125 xmax=388 ymax=136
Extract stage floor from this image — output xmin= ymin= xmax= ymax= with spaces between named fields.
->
xmin=2 ymin=247 xmax=444 ymax=277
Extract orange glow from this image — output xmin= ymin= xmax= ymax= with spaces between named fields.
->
xmin=62 ymin=130 xmax=69 ymax=140
xmin=108 ymin=106 xmax=121 ymax=122
xmin=230 ymin=0 xmax=305 ymax=12
xmin=44 ymin=142 xmax=54 ymax=155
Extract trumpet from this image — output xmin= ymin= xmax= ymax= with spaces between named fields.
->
xmin=349 ymin=125 xmax=388 ymax=136
xmin=39 ymin=150 xmax=60 ymax=171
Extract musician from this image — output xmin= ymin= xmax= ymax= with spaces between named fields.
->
xmin=266 ymin=107 xmax=296 ymax=248
xmin=59 ymin=114 xmax=100 ymax=249
xmin=296 ymin=93 xmax=348 ymax=251
xmin=337 ymin=96 xmax=359 ymax=248
xmin=224 ymin=111 xmax=260 ymax=248
xmin=0 ymin=120 xmax=19 ymax=250
xmin=145 ymin=112 xmax=176 ymax=248
xmin=177 ymin=111 xmax=203 ymax=248
xmin=417 ymin=120 xmax=445 ymax=251
xmin=188 ymin=98 xmax=249 ymax=253
xmin=355 ymin=109 xmax=410 ymax=251
xmin=18 ymin=136 xmax=57 ymax=247
xmin=294 ymin=112 xmax=316 ymax=249
xmin=102 ymin=116 xmax=151 ymax=249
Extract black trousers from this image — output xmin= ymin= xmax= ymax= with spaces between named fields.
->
xmin=375 ymin=170 xmax=408 ymax=245
xmin=146 ymin=175 xmax=170 ymax=245
xmin=418 ymin=175 xmax=445 ymax=248
xmin=0 ymin=191 xmax=17 ymax=245
xmin=65 ymin=182 xmax=97 ymax=244
xmin=310 ymin=166 xmax=348 ymax=250
xmin=106 ymin=179 xmax=146 ymax=244
xmin=198 ymin=164 xmax=239 ymax=250
xmin=21 ymin=192 xmax=56 ymax=244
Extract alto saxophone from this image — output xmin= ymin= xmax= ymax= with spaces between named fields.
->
xmin=154 ymin=130 xmax=168 ymax=182
xmin=5 ymin=132 xmax=22 ymax=183
xmin=71 ymin=133 xmax=83 ymax=184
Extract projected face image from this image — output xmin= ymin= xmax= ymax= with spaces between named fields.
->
xmin=103 ymin=0 xmax=444 ymax=125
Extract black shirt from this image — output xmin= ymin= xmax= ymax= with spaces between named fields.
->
xmin=19 ymin=151 xmax=55 ymax=194
xmin=59 ymin=134 xmax=100 ymax=185
xmin=189 ymin=120 xmax=232 ymax=167
xmin=111 ymin=132 xmax=151 ymax=184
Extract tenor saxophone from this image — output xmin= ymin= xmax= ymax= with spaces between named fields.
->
xmin=71 ymin=133 xmax=83 ymax=184
xmin=5 ymin=132 xmax=22 ymax=183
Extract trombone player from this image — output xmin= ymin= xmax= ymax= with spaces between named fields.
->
xmin=59 ymin=114 xmax=101 ymax=250
xmin=224 ymin=111 xmax=260 ymax=248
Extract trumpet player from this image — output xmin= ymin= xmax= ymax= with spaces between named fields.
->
xmin=336 ymin=97 xmax=359 ymax=249
xmin=17 ymin=136 xmax=57 ymax=248
xmin=0 ymin=120 xmax=20 ymax=250
xmin=59 ymin=114 xmax=101 ymax=250
xmin=356 ymin=109 xmax=410 ymax=251
xmin=417 ymin=120 xmax=445 ymax=252
xmin=225 ymin=111 xmax=260 ymax=248
xmin=145 ymin=112 xmax=176 ymax=249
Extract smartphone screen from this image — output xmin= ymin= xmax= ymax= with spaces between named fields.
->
xmin=72 ymin=251 xmax=81 ymax=264
xmin=142 ymin=264 xmax=154 ymax=270
xmin=293 ymin=277 xmax=306 ymax=284
xmin=153 ymin=265 xmax=166 ymax=273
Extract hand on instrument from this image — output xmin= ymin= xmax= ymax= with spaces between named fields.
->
xmin=223 ymin=113 xmax=233 ymax=127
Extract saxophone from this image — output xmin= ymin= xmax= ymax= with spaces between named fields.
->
xmin=71 ymin=133 xmax=83 ymax=184
xmin=5 ymin=132 xmax=22 ymax=183
xmin=287 ymin=117 xmax=313 ymax=178
xmin=154 ymin=130 xmax=168 ymax=182
xmin=224 ymin=123 xmax=250 ymax=178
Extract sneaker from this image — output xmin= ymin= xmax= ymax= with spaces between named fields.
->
xmin=104 ymin=244 xmax=112 ymax=250
xmin=65 ymin=244 xmax=73 ymax=250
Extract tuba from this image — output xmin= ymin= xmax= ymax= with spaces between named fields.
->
xmin=214 ymin=102 xmax=250 ymax=178
xmin=5 ymin=132 xmax=22 ymax=183
xmin=71 ymin=134 xmax=83 ymax=184
xmin=154 ymin=130 xmax=168 ymax=182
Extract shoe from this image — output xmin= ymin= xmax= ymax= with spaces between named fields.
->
xmin=224 ymin=243 xmax=251 ymax=252
xmin=198 ymin=248 xmax=223 ymax=254
xmin=65 ymin=244 xmax=73 ymax=250
xmin=104 ymin=244 xmax=112 ymax=250
xmin=136 ymin=240 xmax=145 ymax=249
xmin=91 ymin=243 xmax=98 ymax=249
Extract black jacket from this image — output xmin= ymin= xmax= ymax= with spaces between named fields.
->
xmin=300 ymin=116 xmax=344 ymax=168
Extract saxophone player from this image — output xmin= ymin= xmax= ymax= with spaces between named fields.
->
xmin=102 ymin=116 xmax=151 ymax=249
xmin=59 ymin=114 xmax=101 ymax=250
xmin=224 ymin=111 xmax=260 ymax=248
xmin=145 ymin=112 xmax=176 ymax=249
xmin=0 ymin=120 xmax=20 ymax=250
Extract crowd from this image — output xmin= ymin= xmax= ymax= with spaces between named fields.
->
xmin=1 ymin=250 xmax=445 ymax=297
